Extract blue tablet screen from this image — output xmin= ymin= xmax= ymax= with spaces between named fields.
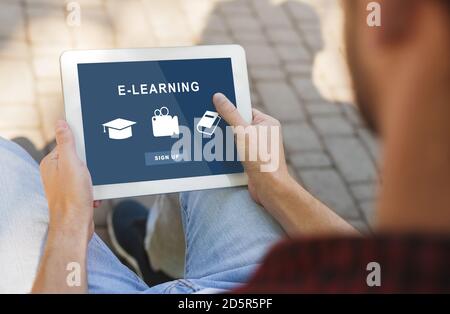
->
xmin=77 ymin=58 xmax=243 ymax=185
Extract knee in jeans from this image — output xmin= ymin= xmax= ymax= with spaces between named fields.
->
xmin=180 ymin=187 xmax=247 ymax=216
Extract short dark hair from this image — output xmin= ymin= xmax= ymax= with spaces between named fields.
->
xmin=445 ymin=0 xmax=450 ymax=10
xmin=441 ymin=0 xmax=450 ymax=14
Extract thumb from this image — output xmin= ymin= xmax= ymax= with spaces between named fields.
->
xmin=213 ymin=93 xmax=249 ymax=127
xmin=55 ymin=120 xmax=77 ymax=158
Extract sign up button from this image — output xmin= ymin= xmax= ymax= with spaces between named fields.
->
xmin=144 ymin=151 xmax=184 ymax=166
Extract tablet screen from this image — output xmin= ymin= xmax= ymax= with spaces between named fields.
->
xmin=77 ymin=58 xmax=244 ymax=186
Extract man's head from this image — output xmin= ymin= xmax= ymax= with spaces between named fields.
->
xmin=342 ymin=0 xmax=450 ymax=232
xmin=342 ymin=0 xmax=450 ymax=133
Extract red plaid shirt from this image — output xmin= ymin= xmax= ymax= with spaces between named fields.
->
xmin=236 ymin=235 xmax=450 ymax=293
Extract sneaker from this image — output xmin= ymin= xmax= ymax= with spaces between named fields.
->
xmin=107 ymin=200 xmax=173 ymax=285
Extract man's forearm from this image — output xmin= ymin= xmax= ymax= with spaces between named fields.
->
xmin=263 ymin=175 xmax=359 ymax=237
xmin=32 ymin=227 xmax=89 ymax=293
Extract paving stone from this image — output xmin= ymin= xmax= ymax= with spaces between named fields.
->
xmin=0 ymin=40 xmax=29 ymax=59
xmin=32 ymin=54 xmax=61 ymax=79
xmin=283 ymin=62 xmax=312 ymax=76
xmin=37 ymin=95 xmax=65 ymax=141
xmin=357 ymin=128 xmax=381 ymax=162
xmin=26 ymin=0 xmax=103 ymax=6
xmin=24 ymin=0 xmax=65 ymax=4
xmin=256 ymin=81 xmax=304 ymax=121
xmin=348 ymin=219 xmax=371 ymax=235
xmin=71 ymin=0 xmax=104 ymax=6
xmin=226 ymin=15 xmax=261 ymax=32
xmin=106 ymin=0 xmax=156 ymax=47
xmin=26 ymin=5 xmax=71 ymax=44
xmin=266 ymin=28 xmax=303 ymax=45
xmin=350 ymin=182 xmax=378 ymax=202
xmin=325 ymin=137 xmax=378 ymax=183
xmin=305 ymin=100 xmax=342 ymax=116
xmin=342 ymin=102 xmax=363 ymax=126
xmin=181 ymin=0 xmax=217 ymax=37
xmin=249 ymin=84 xmax=259 ymax=99
xmin=36 ymin=78 xmax=62 ymax=96
xmin=218 ymin=1 xmax=252 ymax=16
xmin=303 ymin=31 xmax=324 ymax=51
xmin=156 ymin=36 xmax=194 ymax=47
xmin=285 ymin=1 xmax=320 ymax=22
xmin=0 ymin=60 xmax=35 ymax=105
xmin=202 ymin=13 xmax=228 ymax=33
xmin=289 ymin=151 xmax=332 ymax=169
xmin=251 ymin=99 xmax=262 ymax=111
xmin=142 ymin=1 xmax=192 ymax=44
xmin=312 ymin=115 xmax=354 ymax=136
xmin=300 ymin=169 xmax=360 ymax=219
xmin=254 ymin=6 xmax=293 ymax=28
xmin=200 ymin=32 xmax=234 ymax=45
xmin=72 ymin=8 xmax=115 ymax=48
xmin=31 ymin=42 xmax=72 ymax=56
xmin=0 ymin=2 xmax=26 ymax=40
xmin=359 ymin=200 xmax=376 ymax=225
xmin=297 ymin=21 xmax=322 ymax=33
xmin=282 ymin=122 xmax=322 ymax=152
xmin=0 ymin=103 xmax=40 ymax=129
xmin=274 ymin=44 xmax=311 ymax=62
xmin=244 ymin=44 xmax=280 ymax=66
xmin=250 ymin=66 xmax=285 ymax=81
xmin=251 ymin=101 xmax=265 ymax=113
xmin=287 ymin=163 xmax=301 ymax=183
xmin=291 ymin=77 xmax=324 ymax=101
xmin=232 ymin=30 xmax=268 ymax=45
xmin=151 ymin=19 xmax=194 ymax=46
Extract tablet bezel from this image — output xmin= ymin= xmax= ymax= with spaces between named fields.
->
xmin=60 ymin=45 xmax=251 ymax=200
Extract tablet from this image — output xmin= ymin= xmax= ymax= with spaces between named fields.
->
xmin=60 ymin=45 xmax=252 ymax=200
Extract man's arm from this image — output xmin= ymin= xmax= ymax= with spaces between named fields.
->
xmin=213 ymin=93 xmax=358 ymax=237
xmin=32 ymin=121 xmax=97 ymax=293
xmin=256 ymin=173 xmax=357 ymax=236
xmin=32 ymin=228 xmax=89 ymax=293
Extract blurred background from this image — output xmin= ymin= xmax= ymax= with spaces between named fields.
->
xmin=0 ymin=0 xmax=379 ymax=248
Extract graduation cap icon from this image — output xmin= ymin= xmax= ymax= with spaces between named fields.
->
xmin=102 ymin=118 xmax=136 ymax=140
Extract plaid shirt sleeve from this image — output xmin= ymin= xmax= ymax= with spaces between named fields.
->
xmin=234 ymin=235 xmax=450 ymax=293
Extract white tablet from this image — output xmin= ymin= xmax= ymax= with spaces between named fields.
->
xmin=60 ymin=45 xmax=252 ymax=200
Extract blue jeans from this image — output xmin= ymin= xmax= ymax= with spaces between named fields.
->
xmin=0 ymin=138 xmax=284 ymax=293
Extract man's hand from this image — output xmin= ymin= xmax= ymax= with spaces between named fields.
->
xmin=33 ymin=120 xmax=99 ymax=293
xmin=213 ymin=93 xmax=358 ymax=236
xmin=212 ymin=92 xmax=291 ymax=208
xmin=40 ymin=120 xmax=97 ymax=242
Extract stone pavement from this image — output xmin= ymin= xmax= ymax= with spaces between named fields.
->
xmin=0 ymin=0 xmax=380 ymax=242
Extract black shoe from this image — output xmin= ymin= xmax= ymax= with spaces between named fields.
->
xmin=107 ymin=200 xmax=173 ymax=286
